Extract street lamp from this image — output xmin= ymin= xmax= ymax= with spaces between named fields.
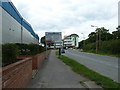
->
xmin=81 ymin=33 xmax=85 ymax=48
xmin=91 ymin=25 xmax=100 ymax=53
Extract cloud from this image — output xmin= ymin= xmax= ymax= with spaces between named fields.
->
xmin=11 ymin=0 xmax=119 ymax=41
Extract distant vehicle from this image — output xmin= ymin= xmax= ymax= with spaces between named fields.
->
xmin=61 ymin=49 xmax=65 ymax=53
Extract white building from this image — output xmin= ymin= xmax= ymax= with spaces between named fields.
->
xmin=63 ymin=34 xmax=79 ymax=48
xmin=0 ymin=0 xmax=39 ymax=44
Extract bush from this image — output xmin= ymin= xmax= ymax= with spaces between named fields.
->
xmin=100 ymin=39 xmax=120 ymax=54
xmin=2 ymin=44 xmax=19 ymax=66
xmin=84 ymin=43 xmax=96 ymax=51
xmin=2 ymin=43 xmax=47 ymax=66
xmin=16 ymin=43 xmax=29 ymax=55
xmin=16 ymin=43 xmax=46 ymax=55
xmin=83 ymin=39 xmax=120 ymax=55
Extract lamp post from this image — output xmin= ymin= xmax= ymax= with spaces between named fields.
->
xmin=81 ymin=33 xmax=85 ymax=48
xmin=91 ymin=25 xmax=100 ymax=53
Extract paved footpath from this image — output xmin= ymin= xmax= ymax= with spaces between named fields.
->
xmin=27 ymin=50 xmax=88 ymax=88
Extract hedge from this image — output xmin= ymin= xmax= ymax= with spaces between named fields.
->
xmin=2 ymin=43 xmax=47 ymax=67
xmin=2 ymin=44 xmax=19 ymax=66
xmin=83 ymin=39 xmax=120 ymax=55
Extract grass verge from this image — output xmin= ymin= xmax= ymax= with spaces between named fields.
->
xmin=56 ymin=51 xmax=120 ymax=88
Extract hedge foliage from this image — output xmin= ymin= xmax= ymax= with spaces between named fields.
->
xmin=100 ymin=39 xmax=120 ymax=54
xmin=2 ymin=43 xmax=47 ymax=67
xmin=16 ymin=43 xmax=46 ymax=55
xmin=2 ymin=44 xmax=19 ymax=66
xmin=83 ymin=39 xmax=120 ymax=55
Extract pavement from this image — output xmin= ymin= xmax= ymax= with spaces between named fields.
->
xmin=65 ymin=49 xmax=119 ymax=83
xmin=27 ymin=50 xmax=102 ymax=88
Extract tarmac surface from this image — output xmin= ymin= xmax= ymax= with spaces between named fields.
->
xmin=65 ymin=49 xmax=119 ymax=82
xmin=27 ymin=50 xmax=88 ymax=88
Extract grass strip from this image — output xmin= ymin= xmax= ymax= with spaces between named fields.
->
xmin=56 ymin=51 xmax=120 ymax=88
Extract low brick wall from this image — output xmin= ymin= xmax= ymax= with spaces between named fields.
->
xmin=32 ymin=50 xmax=51 ymax=70
xmin=18 ymin=50 xmax=51 ymax=70
xmin=2 ymin=58 xmax=32 ymax=88
xmin=1 ymin=50 xmax=51 ymax=88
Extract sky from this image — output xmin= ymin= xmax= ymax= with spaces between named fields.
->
xmin=11 ymin=0 xmax=119 ymax=41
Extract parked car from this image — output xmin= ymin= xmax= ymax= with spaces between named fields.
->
xmin=61 ymin=49 xmax=65 ymax=53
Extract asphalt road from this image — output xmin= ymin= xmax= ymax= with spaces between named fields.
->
xmin=64 ymin=49 xmax=119 ymax=82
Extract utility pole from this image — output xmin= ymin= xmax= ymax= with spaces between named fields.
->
xmin=91 ymin=25 xmax=100 ymax=53
xmin=96 ymin=31 xmax=98 ymax=53
xmin=81 ymin=33 xmax=85 ymax=48
xmin=99 ymin=28 xmax=101 ymax=49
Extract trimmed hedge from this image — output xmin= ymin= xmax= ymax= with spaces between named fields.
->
xmin=2 ymin=43 xmax=47 ymax=67
xmin=16 ymin=43 xmax=46 ymax=55
xmin=2 ymin=44 xmax=19 ymax=66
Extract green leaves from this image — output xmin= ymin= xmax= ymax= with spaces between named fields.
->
xmin=2 ymin=44 xmax=19 ymax=66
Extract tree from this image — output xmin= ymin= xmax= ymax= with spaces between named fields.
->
xmin=40 ymin=36 xmax=54 ymax=47
xmin=78 ymin=40 xmax=84 ymax=49
xmin=113 ymin=26 xmax=120 ymax=39
xmin=87 ymin=32 xmax=96 ymax=43
xmin=112 ymin=30 xmax=120 ymax=39
xmin=41 ymin=36 xmax=45 ymax=47
xmin=96 ymin=27 xmax=113 ymax=41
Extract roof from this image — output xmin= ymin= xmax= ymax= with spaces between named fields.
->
xmin=70 ymin=34 xmax=79 ymax=37
xmin=63 ymin=34 xmax=79 ymax=40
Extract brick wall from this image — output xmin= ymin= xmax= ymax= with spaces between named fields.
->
xmin=2 ymin=58 xmax=32 ymax=88
xmin=1 ymin=50 xmax=51 ymax=88
xmin=32 ymin=50 xmax=51 ymax=69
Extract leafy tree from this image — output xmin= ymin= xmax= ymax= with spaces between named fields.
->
xmin=113 ymin=26 xmax=120 ymax=39
xmin=96 ymin=27 xmax=113 ymax=41
xmin=40 ymin=36 xmax=54 ymax=47
xmin=87 ymin=32 xmax=96 ymax=43
xmin=41 ymin=36 xmax=46 ymax=46
xmin=78 ymin=40 xmax=84 ymax=49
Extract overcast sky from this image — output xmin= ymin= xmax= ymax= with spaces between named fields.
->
xmin=11 ymin=0 xmax=119 ymax=41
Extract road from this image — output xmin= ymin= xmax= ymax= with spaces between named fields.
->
xmin=64 ymin=49 xmax=119 ymax=82
xmin=27 ymin=50 xmax=87 ymax=88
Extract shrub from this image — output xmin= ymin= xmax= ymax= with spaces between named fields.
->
xmin=83 ymin=39 xmax=120 ymax=55
xmin=28 ymin=44 xmax=40 ymax=55
xmin=16 ymin=43 xmax=29 ymax=55
xmin=2 ymin=44 xmax=19 ymax=66
xmin=100 ymin=39 xmax=120 ymax=54
xmin=16 ymin=43 xmax=46 ymax=55
xmin=2 ymin=43 xmax=47 ymax=66
xmin=84 ymin=43 xmax=96 ymax=51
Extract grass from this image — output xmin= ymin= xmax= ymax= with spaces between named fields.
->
xmin=56 ymin=51 xmax=120 ymax=88
xmin=81 ymin=50 xmax=120 ymax=58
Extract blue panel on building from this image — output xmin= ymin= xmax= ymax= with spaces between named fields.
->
xmin=2 ymin=1 xmax=22 ymax=24
xmin=1 ymin=0 xmax=39 ymax=40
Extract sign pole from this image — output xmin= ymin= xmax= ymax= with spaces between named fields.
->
xmin=45 ymin=33 xmax=47 ymax=59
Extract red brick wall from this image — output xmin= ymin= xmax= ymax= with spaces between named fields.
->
xmin=2 ymin=58 xmax=32 ymax=88
xmin=32 ymin=50 xmax=51 ymax=69
xmin=1 ymin=50 xmax=51 ymax=88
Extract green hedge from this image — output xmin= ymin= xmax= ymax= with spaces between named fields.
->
xmin=16 ymin=43 xmax=46 ymax=55
xmin=2 ymin=44 xmax=19 ymax=66
xmin=84 ymin=43 xmax=96 ymax=51
xmin=100 ymin=39 xmax=120 ymax=54
xmin=83 ymin=39 xmax=120 ymax=55
xmin=2 ymin=43 xmax=47 ymax=67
